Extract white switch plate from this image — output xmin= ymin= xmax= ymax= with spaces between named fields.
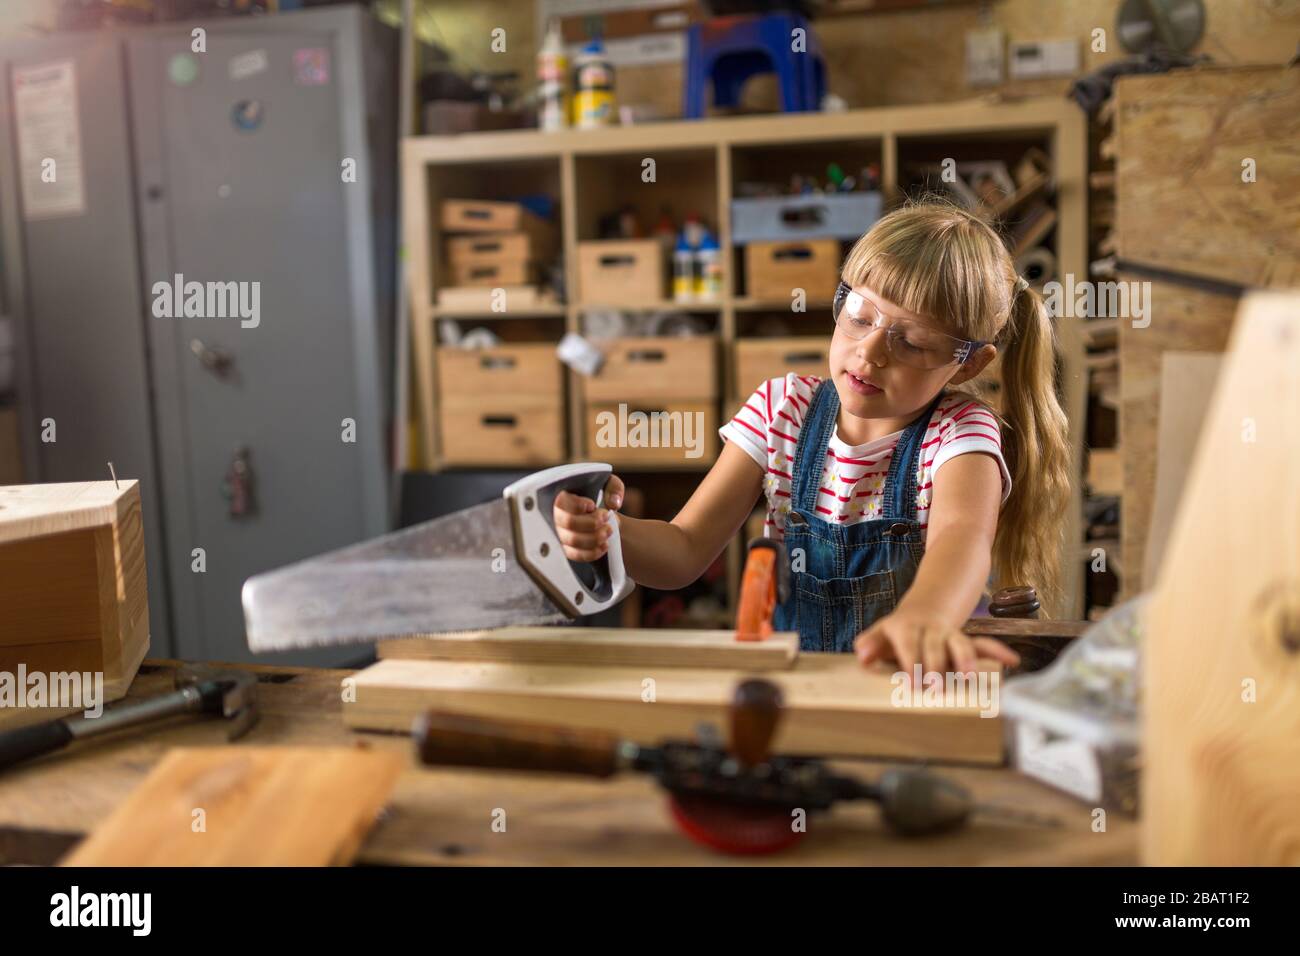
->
xmin=965 ymin=27 xmax=1004 ymax=87
xmin=1009 ymin=38 xmax=1081 ymax=79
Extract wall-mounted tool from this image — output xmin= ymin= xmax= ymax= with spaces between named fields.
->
xmin=0 ymin=665 xmax=257 ymax=774
xmin=413 ymin=677 xmax=1061 ymax=855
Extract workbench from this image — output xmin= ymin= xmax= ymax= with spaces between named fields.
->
xmin=0 ymin=658 xmax=1137 ymax=866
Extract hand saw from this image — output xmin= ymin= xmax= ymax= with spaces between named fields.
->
xmin=242 ymin=463 xmax=633 ymax=653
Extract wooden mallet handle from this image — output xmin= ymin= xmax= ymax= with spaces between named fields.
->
xmin=730 ymin=678 xmax=785 ymax=766
xmin=413 ymin=710 xmax=622 ymax=778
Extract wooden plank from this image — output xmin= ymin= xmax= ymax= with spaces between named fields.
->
xmin=1142 ymin=352 xmax=1223 ymax=587
xmin=1143 ymin=291 xmax=1300 ymax=865
xmin=61 ymin=746 xmax=404 ymax=867
xmin=377 ymin=627 xmax=799 ymax=670
xmin=1118 ymin=279 xmax=1238 ymax=596
xmin=1115 ymin=66 xmax=1300 ymax=290
xmin=345 ymin=655 xmax=1005 ymax=764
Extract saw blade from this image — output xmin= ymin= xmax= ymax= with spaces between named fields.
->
xmin=243 ymin=499 xmax=569 ymax=653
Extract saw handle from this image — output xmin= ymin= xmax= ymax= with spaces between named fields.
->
xmin=504 ymin=463 xmax=634 ymax=619
xmin=413 ymin=710 xmax=622 ymax=778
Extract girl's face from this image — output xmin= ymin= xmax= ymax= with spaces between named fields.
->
xmin=829 ymin=283 xmax=996 ymax=427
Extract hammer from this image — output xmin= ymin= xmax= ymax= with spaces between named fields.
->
xmin=0 ymin=664 xmax=258 ymax=774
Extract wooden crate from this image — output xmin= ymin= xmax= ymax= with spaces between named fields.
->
xmin=584 ymin=401 xmax=718 ymax=466
xmin=734 ymin=337 xmax=828 ymax=396
xmin=445 ymin=231 xmax=554 ymax=268
xmin=744 ymin=239 xmax=840 ymax=302
xmin=0 ymin=481 xmax=149 ymax=719
xmin=439 ymin=398 xmax=565 ymax=467
xmin=577 ymin=240 xmax=665 ymax=304
xmin=437 ymin=344 xmax=562 ymax=402
xmin=440 ymin=198 xmax=553 ymax=238
xmin=581 ymin=336 xmax=716 ymax=403
xmin=446 ymin=259 xmax=535 ymax=287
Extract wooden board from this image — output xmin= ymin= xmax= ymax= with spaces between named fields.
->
xmin=61 ymin=746 xmax=404 ymax=867
xmin=1142 ymin=352 xmax=1223 ymax=586
xmin=1115 ymin=66 xmax=1300 ymax=290
xmin=1117 ymin=279 xmax=1238 ymax=595
xmin=378 ymin=627 xmax=799 ymax=670
xmin=1143 ymin=291 xmax=1300 ymax=865
xmin=346 ymin=655 xmax=1004 ymax=764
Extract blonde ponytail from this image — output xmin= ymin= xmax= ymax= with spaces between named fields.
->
xmin=992 ymin=284 xmax=1071 ymax=615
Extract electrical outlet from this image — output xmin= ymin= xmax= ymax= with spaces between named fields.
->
xmin=1009 ymin=38 xmax=1081 ymax=79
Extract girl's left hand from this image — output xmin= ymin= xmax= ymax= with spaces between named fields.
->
xmin=854 ymin=608 xmax=1020 ymax=682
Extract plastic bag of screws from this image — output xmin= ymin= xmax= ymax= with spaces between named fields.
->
xmin=1001 ymin=596 xmax=1146 ymax=815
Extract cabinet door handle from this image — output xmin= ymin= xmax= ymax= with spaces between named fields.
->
xmin=190 ymin=338 xmax=234 ymax=377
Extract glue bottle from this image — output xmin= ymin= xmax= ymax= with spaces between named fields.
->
xmin=573 ymin=38 xmax=616 ymax=129
xmin=537 ymin=19 xmax=569 ymax=132
xmin=673 ymin=234 xmax=695 ymax=303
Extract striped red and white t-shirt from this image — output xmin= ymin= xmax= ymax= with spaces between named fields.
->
xmin=719 ymin=374 xmax=1011 ymax=542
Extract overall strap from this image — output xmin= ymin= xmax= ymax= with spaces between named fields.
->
xmin=882 ymin=391 xmax=948 ymax=520
xmin=792 ymin=379 xmax=840 ymax=513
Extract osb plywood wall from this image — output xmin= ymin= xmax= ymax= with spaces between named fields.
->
xmin=413 ymin=0 xmax=1300 ymax=116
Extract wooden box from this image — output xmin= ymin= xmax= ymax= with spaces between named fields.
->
xmin=734 ymin=337 xmax=828 ymax=397
xmin=437 ymin=344 xmax=562 ymax=402
xmin=584 ymin=401 xmax=719 ymax=466
xmin=445 ymin=231 xmax=554 ymax=268
xmin=745 ymin=238 xmax=841 ymax=302
xmin=577 ymin=240 xmax=664 ymax=305
xmin=0 ymin=481 xmax=150 ymax=718
xmin=582 ymin=336 xmax=716 ymax=403
xmin=440 ymin=199 xmax=551 ymax=236
xmin=446 ymin=259 xmax=535 ymax=287
xmin=439 ymin=398 xmax=565 ymax=467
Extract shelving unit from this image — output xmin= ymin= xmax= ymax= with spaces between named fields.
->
xmin=402 ymin=96 xmax=1088 ymax=618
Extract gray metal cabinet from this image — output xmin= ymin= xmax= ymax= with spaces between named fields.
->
xmin=1 ymin=8 xmax=396 ymax=666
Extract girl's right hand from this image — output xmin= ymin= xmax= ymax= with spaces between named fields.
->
xmin=552 ymin=475 xmax=625 ymax=562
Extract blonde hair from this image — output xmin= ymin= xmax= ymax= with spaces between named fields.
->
xmin=840 ymin=200 xmax=1072 ymax=616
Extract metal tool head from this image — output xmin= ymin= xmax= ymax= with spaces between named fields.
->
xmin=175 ymin=665 xmax=259 ymax=741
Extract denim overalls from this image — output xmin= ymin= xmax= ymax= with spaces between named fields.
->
xmin=771 ymin=381 xmax=946 ymax=652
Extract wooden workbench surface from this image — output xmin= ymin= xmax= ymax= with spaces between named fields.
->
xmin=0 ymin=659 xmax=1136 ymax=866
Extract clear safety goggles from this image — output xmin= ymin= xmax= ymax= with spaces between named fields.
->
xmin=833 ymin=281 xmax=985 ymax=369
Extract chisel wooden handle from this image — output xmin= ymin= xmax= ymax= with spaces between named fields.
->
xmin=412 ymin=710 xmax=622 ymax=777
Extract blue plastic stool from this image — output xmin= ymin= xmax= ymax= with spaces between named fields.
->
xmin=683 ymin=13 xmax=826 ymax=120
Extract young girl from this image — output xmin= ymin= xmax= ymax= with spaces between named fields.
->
xmin=555 ymin=202 xmax=1071 ymax=678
